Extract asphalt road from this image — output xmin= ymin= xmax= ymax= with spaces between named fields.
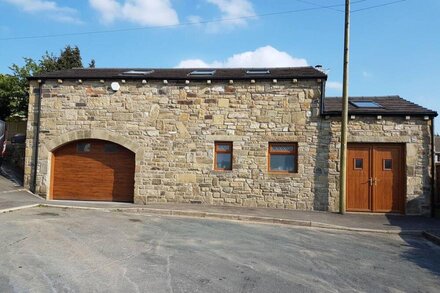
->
xmin=0 ymin=207 xmax=439 ymax=293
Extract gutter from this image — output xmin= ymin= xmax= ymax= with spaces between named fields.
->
xmin=431 ymin=117 xmax=436 ymax=217
xmin=320 ymin=80 xmax=326 ymax=116
xmin=322 ymin=111 xmax=438 ymax=117
xmin=30 ymin=81 xmax=43 ymax=194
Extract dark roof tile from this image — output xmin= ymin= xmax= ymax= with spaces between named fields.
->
xmin=29 ymin=67 xmax=327 ymax=80
xmin=323 ymin=96 xmax=437 ymax=117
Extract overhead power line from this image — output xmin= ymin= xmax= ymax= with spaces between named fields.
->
xmin=351 ymin=0 xmax=407 ymax=12
xmin=0 ymin=0 xmax=407 ymax=41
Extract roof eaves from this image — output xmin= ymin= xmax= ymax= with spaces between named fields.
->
xmin=321 ymin=111 xmax=438 ymax=117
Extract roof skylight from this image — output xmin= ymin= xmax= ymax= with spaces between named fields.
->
xmin=350 ymin=101 xmax=383 ymax=108
xmin=120 ymin=70 xmax=154 ymax=75
xmin=188 ymin=70 xmax=216 ymax=76
xmin=245 ymin=69 xmax=270 ymax=75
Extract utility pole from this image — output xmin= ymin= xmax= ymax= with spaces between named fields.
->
xmin=339 ymin=0 xmax=351 ymax=214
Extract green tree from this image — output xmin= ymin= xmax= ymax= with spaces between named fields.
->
xmin=88 ymin=59 xmax=96 ymax=68
xmin=1 ymin=45 xmax=94 ymax=119
xmin=39 ymin=51 xmax=59 ymax=72
xmin=39 ymin=45 xmax=84 ymax=72
xmin=57 ymin=45 xmax=83 ymax=70
xmin=0 ymin=58 xmax=40 ymax=120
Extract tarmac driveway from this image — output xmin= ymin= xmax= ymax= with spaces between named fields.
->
xmin=1 ymin=207 xmax=439 ymax=293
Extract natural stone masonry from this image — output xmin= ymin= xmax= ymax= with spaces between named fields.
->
xmin=25 ymin=79 xmax=433 ymax=215
xmin=327 ymin=117 xmax=432 ymax=215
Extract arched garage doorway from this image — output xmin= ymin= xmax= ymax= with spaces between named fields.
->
xmin=51 ymin=139 xmax=135 ymax=202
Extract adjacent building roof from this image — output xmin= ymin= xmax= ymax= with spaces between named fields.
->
xmin=29 ymin=67 xmax=327 ymax=81
xmin=323 ymin=96 xmax=437 ymax=117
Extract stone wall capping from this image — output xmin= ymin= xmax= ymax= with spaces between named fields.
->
xmin=57 ymin=79 xmax=63 ymax=84
xmin=377 ymin=115 xmax=382 ymax=120
xmin=229 ymin=80 xmax=234 ymax=84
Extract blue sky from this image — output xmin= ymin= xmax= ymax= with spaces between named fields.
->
xmin=0 ymin=0 xmax=439 ymax=129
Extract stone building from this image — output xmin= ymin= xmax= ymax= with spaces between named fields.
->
xmin=25 ymin=67 xmax=437 ymax=215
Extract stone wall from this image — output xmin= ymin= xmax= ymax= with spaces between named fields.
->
xmin=24 ymin=79 xmax=433 ymax=214
xmin=326 ymin=116 xmax=433 ymax=215
xmin=25 ymin=79 xmax=332 ymax=210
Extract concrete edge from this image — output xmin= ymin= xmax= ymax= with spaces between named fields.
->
xmin=423 ymin=231 xmax=440 ymax=246
xmin=0 ymin=204 xmax=40 ymax=214
xmin=38 ymin=204 xmax=424 ymax=235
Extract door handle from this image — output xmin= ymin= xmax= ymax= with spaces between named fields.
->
xmin=372 ymin=178 xmax=378 ymax=186
xmin=368 ymin=178 xmax=373 ymax=186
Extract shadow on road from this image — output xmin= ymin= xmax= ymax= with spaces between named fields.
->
xmin=386 ymin=214 xmax=440 ymax=277
xmin=399 ymin=234 xmax=440 ymax=276
xmin=0 ymin=162 xmax=24 ymax=186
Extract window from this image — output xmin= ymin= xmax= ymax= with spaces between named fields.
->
xmin=120 ymin=70 xmax=154 ymax=76
xmin=77 ymin=142 xmax=91 ymax=153
xmin=350 ymin=101 xmax=383 ymax=108
xmin=354 ymin=158 xmax=363 ymax=170
xmin=383 ymin=159 xmax=392 ymax=170
xmin=104 ymin=144 xmax=119 ymax=153
xmin=268 ymin=142 xmax=298 ymax=173
xmin=189 ymin=70 xmax=216 ymax=76
xmin=245 ymin=69 xmax=270 ymax=75
xmin=214 ymin=142 xmax=233 ymax=170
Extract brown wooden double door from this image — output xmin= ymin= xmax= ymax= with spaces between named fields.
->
xmin=347 ymin=144 xmax=405 ymax=213
xmin=51 ymin=139 xmax=135 ymax=202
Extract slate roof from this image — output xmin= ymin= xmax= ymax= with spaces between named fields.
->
xmin=323 ymin=96 xmax=437 ymax=117
xmin=29 ymin=67 xmax=327 ymax=81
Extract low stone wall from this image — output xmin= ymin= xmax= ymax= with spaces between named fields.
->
xmin=5 ymin=142 xmax=25 ymax=172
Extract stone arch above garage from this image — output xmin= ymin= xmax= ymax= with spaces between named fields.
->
xmin=43 ymin=129 xmax=144 ymax=160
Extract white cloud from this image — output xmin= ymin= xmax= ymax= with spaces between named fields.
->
xmin=2 ymin=0 xmax=82 ymax=24
xmin=206 ymin=0 xmax=256 ymax=31
xmin=89 ymin=0 xmax=179 ymax=26
xmin=326 ymin=81 xmax=343 ymax=91
xmin=176 ymin=46 xmax=308 ymax=68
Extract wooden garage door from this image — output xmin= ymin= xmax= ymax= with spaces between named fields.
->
xmin=51 ymin=139 xmax=135 ymax=202
xmin=347 ymin=144 xmax=405 ymax=213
